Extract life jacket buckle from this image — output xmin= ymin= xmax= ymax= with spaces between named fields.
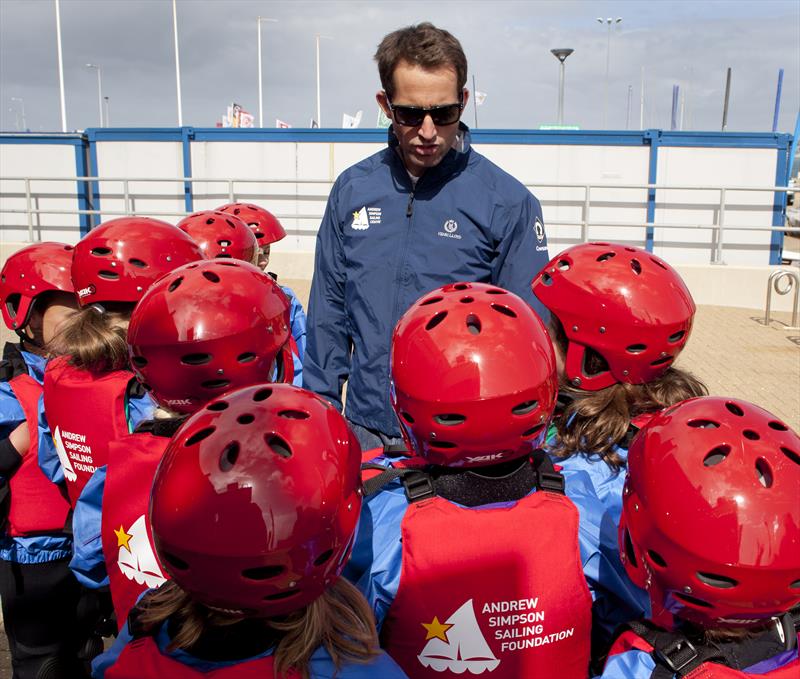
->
xmin=403 ymin=471 xmax=436 ymax=503
xmin=655 ymin=637 xmax=698 ymax=673
xmin=536 ymin=470 xmax=565 ymax=494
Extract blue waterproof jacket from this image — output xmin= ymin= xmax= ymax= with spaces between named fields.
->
xmin=304 ymin=124 xmax=550 ymax=436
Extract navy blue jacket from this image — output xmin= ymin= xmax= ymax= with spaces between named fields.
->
xmin=304 ymin=124 xmax=550 ymax=436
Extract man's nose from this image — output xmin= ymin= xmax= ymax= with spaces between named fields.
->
xmin=418 ymin=114 xmax=437 ymax=139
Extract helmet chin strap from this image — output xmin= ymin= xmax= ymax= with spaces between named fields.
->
xmin=15 ymin=328 xmax=42 ymax=350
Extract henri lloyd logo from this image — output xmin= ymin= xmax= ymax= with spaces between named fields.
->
xmin=351 ymin=206 xmax=382 ymax=231
xmin=438 ymin=219 xmax=462 ymax=240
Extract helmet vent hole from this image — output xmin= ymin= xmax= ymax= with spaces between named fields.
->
xmin=219 ymin=442 xmax=240 ymax=472
xmin=182 ymin=353 xmax=212 ymax=365
xmin=780 ymin=447 xmax=800 ymax=466
xmin=674 ymin=592 xmax=714 ymax=608
xmin=129 ymin=258 xmax=147 ymax=268
xmin=742 ymin=429 xmax=760 ymax=441
xmin=242 ymin=565 xmax=284 ymax=580
xmin=420 ymin=296 xmax=443 ymax=306
xmin=425 ymin=311 xmax=448 ymax=331
xmin=491 ymin=304 xmax=517 ymax=318
xmin=453 ymin=283 xmax=469 ymax=290
xmin=264 ymin=591 xmax=300 ymax=602
xmin=206 ymin=401 xmax=229 ymax=411
xmin=202 ymin=271 xmax=221 ymax=283
xmin=201 ymin=379 xmax=231 ymax=390
xmin=185 ymin=426 xmax=216 ymax=446
xmin=485 ymin=288 xmax=507 ymax=295
xmin=90 ymin=247 xmax=112 ymax=256
xmin=725 ymin=402 xmax=745 ymax=417
xmin=466 ymin=314 xmax=481 ymax=335
xmin=254 ymin=231 xmax=265 ymax=239
xmin=224 ymin=219 xmax=237 ymax=229
xmin=647 ymin=550 xmax=668 ymax=568
xmin=622 ymin=528 xmax=638 ymax=568
xmin=237 ymin=414 xmax=255 ymax=425
xmin=433 ymin=414 xmax=466 ymax=426
xmin=278 ymin=410 xmax=310 ymax=420
xmin=791 ymin=580 xmax=800 ymax=589
xmin=131 ymin=356 xmax=147 ymax=368
xmin=703 ymin=445 xmax=731 ymax=467
xmin=597 ymin=252 xmax=616 ymax=262
xmin=540 ymin=273 xmax=553 ymax=286
xmin=401 ymin=412 xmax=415 ymax=424
xmin=168 ymin=277 xmax=183 ymax=292
xmin=429 ymin=440 xmax=457 ymax=449
xmin=98 ymin=270 xmax=119 ymax=280
xmin=314 ymin=549 xmax=334 ymax=567
xmin=696 ymin=572 xmax=738 ymax=589
xmin=162 ymin=552 xmax=189 ymax=571
xmin=688 ymin=419 xmax=719 ymax=429
xmin=216 ymin=261 xmax=238 ymax=267
xmin=626 ymin=344 xmax=647 ymax=354
xmin=237 ymin=352 xmax=256 ymax=363
xmin=768 ymin=420 xmax=788 ymax=431
xmin=651 ymin=257 xmax=668 ymax=270
xmin=460 ymin=296 xmax=474 ymax=304
xmin=630 ymin=259 xmax=642 ymax=275
xmin=253 ymin=388 xmax=272 ymax=402
xmin=522 ymin=423 xmax=545 ymax=438
xmin=557 ymin=259 xmax=570 ymax=271
xmin=668 ymin=330 xmax=685 ymax=343
xmin=266 ymin=434 xmax=292 ymax=458
xmin=650 ymin=355 xmax=673 ymax=367
xmin=512 ymin=400 xmax=539 ymax=416
xmin=755 ymin=458 xmax=773 ymax=488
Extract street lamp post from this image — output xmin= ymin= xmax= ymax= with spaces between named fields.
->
xmin=257 ymin=17 xmax=278 ymax=129
xmin=596 ymin=17 xmax=622 ymax=129
xmin=11 ymin=97 xmax=27 ymax=131
xmin=315 ymin=34 xmax=333 ymax=127
xmin=85 ymin=63 xmax=104 ymax=127
xmin=172 ymin=0 xmax=183 ymax=126
xmin=550 ymin=48 xmax=574 ymax=126
xmin=104 ymin=96 xmax=110 ymax=127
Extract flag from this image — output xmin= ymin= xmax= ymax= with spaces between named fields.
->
xmin=475 ymin=91 xmax=488 ymax=106
xmin=276 ymin=118 xmax=292 ymax=128
xmin=377 ymin=108 xmax=391 ymax=128
xmin=310 ymin=119 xmax=319 ymax=128
xmin=238 ymin=111 xmax=254 ymax=128
xmin=342 ymin=110 xmax=363 ymax=128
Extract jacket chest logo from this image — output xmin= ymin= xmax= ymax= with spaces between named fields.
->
xmin=351 ymin=206 xmax=382 ymax=230
xmin=438 ymin=219 xmax=462 ymax=240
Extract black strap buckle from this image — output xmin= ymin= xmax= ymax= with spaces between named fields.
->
xmin=655 ymin=637 xmax=699 ymax=673
xmin=536 ymin=470 xmax=565 ymax=494
xmin=403 ymin=471 xmax=436 ymax=503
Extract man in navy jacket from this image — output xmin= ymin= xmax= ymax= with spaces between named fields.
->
xmin=304 ymin=22 xmax=550 ymax=450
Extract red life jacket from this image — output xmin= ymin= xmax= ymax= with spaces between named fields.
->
xmin=43 ymin=356 xmax=133 ymax=507
xmin=377 ymin=457 xmax=593 ymax=679
xmin=608 ymin=626 xmax=800 ymax=678
xmin=102 ymin=431 xmax=170 ymax=630
xmin=105 ymin=634 xmax=299 ymax=679
xmin=5 ymin=373 xmax=70 ymax=536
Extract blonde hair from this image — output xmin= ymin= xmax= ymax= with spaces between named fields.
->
xmin=136 ymin=579 xmax=379 ymax=679
xmin=47 ymin=304 xmax=132 ymax=373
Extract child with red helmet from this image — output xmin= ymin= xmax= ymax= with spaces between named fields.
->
xmin=216 ymin=202 xmax=307 ymax=381
xmin=599 ymin=396 xmax=800 ymax=678
xmin=70 ymin=259 xmax=297 ymax=630
xmin=347 ymin=282 xmax=648 ymax=679
xmin=175 ymin=210 xmax=259 ymax=263
xmin=0 ymin=242 xmax=85 ymax=678
xmin=92 ymin=384 xmax=408 ymax=679
xmin=531 ymin=243 xmax=707 ymax=524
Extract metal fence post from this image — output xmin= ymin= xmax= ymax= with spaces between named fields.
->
xmin=712 ymin=187 xmax=727 ymax=264
xmin=581 ymin=185 xmax=591 ymax=243
xmin=228 ymin=180 xmax=234 ymax=203
xmin=24 ymin=178 xmax=33 ymax=242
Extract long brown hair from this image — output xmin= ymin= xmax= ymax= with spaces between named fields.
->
xmin=47 ymin=303 xmax=133 ymax=373
xmin=136 ymin=578 xmax=379 ymax=679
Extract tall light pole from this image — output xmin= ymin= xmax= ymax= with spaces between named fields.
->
xmin=104 ymin=96 xmax=110 ymax=127
xmin=596 ymin=16 xmax=622 ymax=129
xmin=85 ymin=64 xmax=104 ymax=126
xmin=550 ymin=48 xmax=574 ymax=126
xmin=54 ymin=0 xmax=67 ymax=132
xmin=257 ymin=17 xmax=278 ymax=129
xmin=315 ymin=34 xmax=333 ymax=127
xmin=11 ymin=97 xmax=27 ymax=131
xmin=172 ymin=0 xmax=183 ymax=126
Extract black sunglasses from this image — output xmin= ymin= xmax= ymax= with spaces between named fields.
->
xmin=386 ymin=96 xmax=464 ymax=127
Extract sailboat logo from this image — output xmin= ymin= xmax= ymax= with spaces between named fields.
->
xmin=52 ymin=426 xmax=77 ymax=483
xmin=115 ymin=514 xmax=166 ymax=589
xmin=351 ymin=206 xmax=370 ymax=230
xmin=419 ymin=599 xmax=500 ymax=674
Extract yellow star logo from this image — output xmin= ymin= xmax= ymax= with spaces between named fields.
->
xmin=352 ymin=210 xmax=360 ymax=221
xmin=421 ymin=616 xmax=453 ymax=643
xmin=114 ymin=525 xmax=133 ymax=552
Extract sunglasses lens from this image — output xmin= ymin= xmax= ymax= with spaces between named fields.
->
xmin=394 ymin=108 xmax=424 ymax=126
xmin=392 ymin=104 xmax=461 ymax=127
xmin=431 ymin=105 xmax=461 ymax=125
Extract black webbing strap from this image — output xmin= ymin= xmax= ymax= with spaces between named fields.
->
xmin=133 ymin=416 xmax=186 ymax=438
xmin=531 ymin=449 xmax=566 ymax=495
xmin=0 ymin=342 xmax=27 ymax=382
xmin=626 ymin=620 xmax=726 ymax=678
xmin=361 ymin=463 xmax=428 ymax=498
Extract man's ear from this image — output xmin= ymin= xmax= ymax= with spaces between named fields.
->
xmin=376 ymin=91 xmax=392 ymax=117
xmin=461 ymin=88 xmax=470 ymax=110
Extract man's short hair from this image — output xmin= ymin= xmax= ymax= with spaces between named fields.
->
xmin=374 ymin=22 xmax=468 ymax=100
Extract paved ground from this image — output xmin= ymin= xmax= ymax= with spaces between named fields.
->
xmin=0 ymin=287 xmax=797 ymax=675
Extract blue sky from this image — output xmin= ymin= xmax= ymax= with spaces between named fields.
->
xmin=1 ymin=0 xmax=797 ymax=133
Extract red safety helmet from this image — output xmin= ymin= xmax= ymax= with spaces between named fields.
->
xmin=620 ymin=397 xmax=800 ymax=629
xmin=0 ymin=242 xmax=75 ymax=331
xmin=128 ymin=260 xmax=293 ymax=414
xmin=216 ymin=203 xmax=286 ymax=247
xmin=176 ymin=210 xmax=258 ymax=263
xmin=532 ymin=242 xmax=695 ymax=391
xmin=150 ymin=383 xmax=362 ymax=615
xmin=391 ymin=282 xmax=558 ymax=468
xmin=71 ymin=217 xmax=205 ymax=307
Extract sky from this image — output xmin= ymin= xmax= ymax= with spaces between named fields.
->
xmin=0 ymin=0 xmax=798 ymax=133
